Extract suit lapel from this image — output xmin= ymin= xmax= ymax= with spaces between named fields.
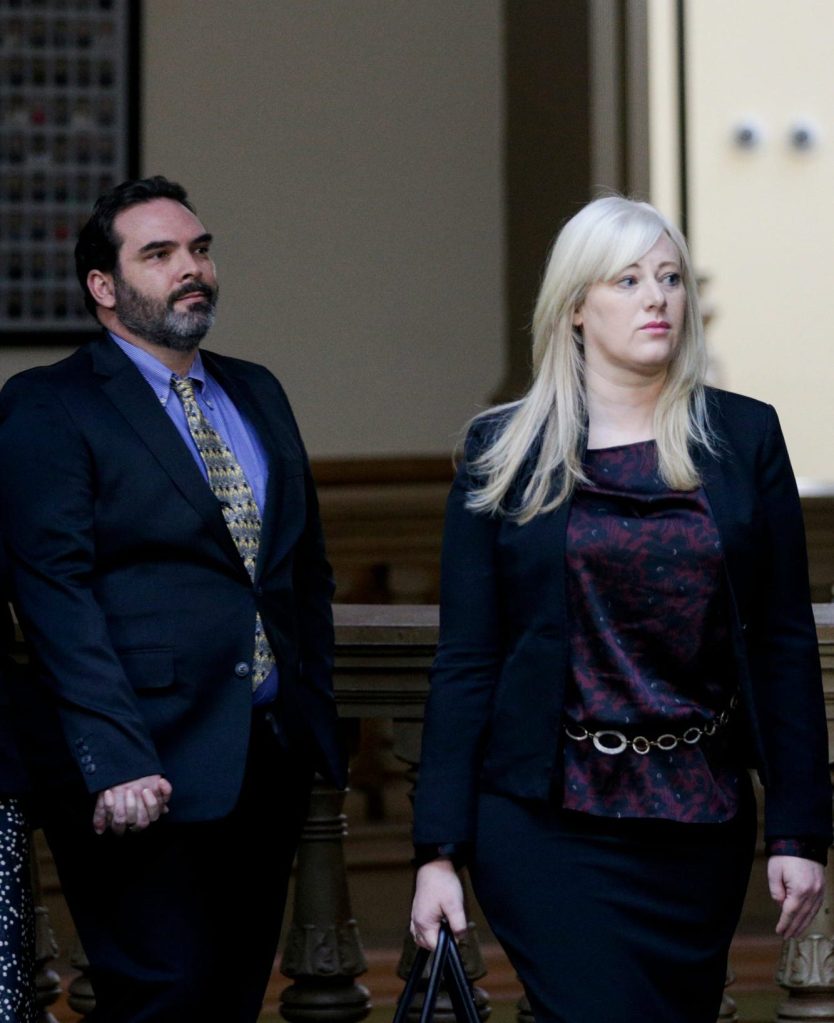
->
xmin=90 ymin=338 xmax=249 ymax=576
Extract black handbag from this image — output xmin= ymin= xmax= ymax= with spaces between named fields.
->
xmin=393 ymin=920 xmax=481 ymax=1023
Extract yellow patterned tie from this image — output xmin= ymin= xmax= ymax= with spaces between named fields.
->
xmin=171 ymin=376 xmax=274 ymax=692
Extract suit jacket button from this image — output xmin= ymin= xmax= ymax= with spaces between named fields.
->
xmin=84 ymin=764 xmax=96 ymax=775
xmin=80 ymin=754 xmax=92 ymax=764
xmin=235 ymin=662 xmax=250 ymax=678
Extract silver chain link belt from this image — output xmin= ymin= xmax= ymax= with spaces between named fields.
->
xmin=564 ymin=694 xmax=739 ymax=756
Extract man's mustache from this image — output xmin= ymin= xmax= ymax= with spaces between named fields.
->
xmin=168 ymin=282 xmax=216 ymax=307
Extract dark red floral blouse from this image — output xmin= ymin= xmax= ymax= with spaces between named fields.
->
xmin=562 ymin=440 xmax=742 ymax=822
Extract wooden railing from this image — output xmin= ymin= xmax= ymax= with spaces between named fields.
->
xmin=31 ymin=603 xmax=834 ymax=1022
xmin=315 ymin=460 xmax=834 ymax=605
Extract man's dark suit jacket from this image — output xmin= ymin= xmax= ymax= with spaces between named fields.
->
xmin=0 ymin=335 xmax=346 ymax=820
xmin=414 ymin=387 xmax=832 ymax=849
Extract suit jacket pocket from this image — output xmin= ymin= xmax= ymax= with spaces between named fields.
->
xmin=117 ymin=648 xmax=176 ymax=691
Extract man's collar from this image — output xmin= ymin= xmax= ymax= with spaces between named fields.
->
xmin=109 ymin=332 xmax=206 ymax=404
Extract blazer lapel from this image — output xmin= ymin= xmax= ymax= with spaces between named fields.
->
xmin=693 ymin=443 xmax=729 ymax=523
xmin=90 ymin=338 xmax=249 ymax=576
xmin=692 ymin=426 xmax=755 ymax=614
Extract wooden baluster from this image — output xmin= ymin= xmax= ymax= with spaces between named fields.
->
xmin=67 ymin=939 xmax=96 ymax=1018
xmin=773 ymin=758 xmax=834 ymax=1021
xmin=279 ymin=778 xmax=372 ymax=1023
xmin=717 ymin=965 xmax=738 ymax=1022
xmin=29 ymin=839 xmax=60 ymax=1023
xmin=32 ymin=906 xmax=61 ymax=1023
xmin=775 ymin=929 xmax=834 ymax=1021
xmin=516 ymin=994 xmax=534 ymax=1023
xmin=393 ymin=722 xmax=490 ymax=1023
xmin=774 ymin=906 xmax=834 ymax=1020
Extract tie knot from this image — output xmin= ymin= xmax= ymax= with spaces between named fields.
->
xmin=172 ymin=376 xmax=197 ymax=402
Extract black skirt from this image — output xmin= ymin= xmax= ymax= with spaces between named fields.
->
xmin=468 ymin=775 xmax=756 ymax=1023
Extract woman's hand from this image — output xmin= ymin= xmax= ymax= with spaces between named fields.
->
xmin=410 ymin=858 xmax=468 ymax=950
xmin=768 ymin=855 xmax=825 ymax=938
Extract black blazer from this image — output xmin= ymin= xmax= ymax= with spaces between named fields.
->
xmin=0 ymin=335 xmax=346 ymax=821
xmin=413 ymin=387 xmax=831 ymax=848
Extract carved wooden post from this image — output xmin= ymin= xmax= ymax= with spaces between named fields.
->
xmin=29 ymin=839 xmax=60 ymax=1023
xmin=279 ymin=778 xmax=371 ymax=1023
xmin=516 ymin=994 xmax=534 ymax=1023
xmin=774 ymin=854 xmax=834 ymax=1020
xmin=32 ymin=906 xmax=60 ymax=1023
xmin=67 ymin=939 xmax=96 ymax=1018
xmin=717 ymin=966 xmax=738 ymax=1022
xmin=775 ymin=930 xmax=834 ymax=1020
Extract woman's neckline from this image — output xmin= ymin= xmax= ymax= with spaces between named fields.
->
xmin=586 ymin=438 xmax=656 ymax=454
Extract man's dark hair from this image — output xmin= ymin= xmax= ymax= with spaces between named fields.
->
xmin=75 ymin=175 xmax=195 ymax=318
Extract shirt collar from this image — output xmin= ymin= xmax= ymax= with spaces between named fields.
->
xmin=109 ymin=332 xmax=207 ymax=407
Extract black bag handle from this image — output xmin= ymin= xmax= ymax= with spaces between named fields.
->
xmin=442 ymin=926 xmax=481 ymax=1023
xmin=393 ymin=921 xmax=480 ymax=1023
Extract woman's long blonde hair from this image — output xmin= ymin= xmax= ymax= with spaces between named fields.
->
xmin=467 ymin=196 xmax=715 ymax=524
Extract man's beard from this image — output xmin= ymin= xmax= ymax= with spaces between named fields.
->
xmin=113 ymin=273 xmax=218 ymax=352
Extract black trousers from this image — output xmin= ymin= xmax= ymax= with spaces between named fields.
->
xmin=469 ymin=775 xmax=757 ymax=1023
xmin=42 ymin=712 xmax=313 ymax=1023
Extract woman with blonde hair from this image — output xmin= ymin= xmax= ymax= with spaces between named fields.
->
xmin=410 ymin=196 xmax=830 ymax=1022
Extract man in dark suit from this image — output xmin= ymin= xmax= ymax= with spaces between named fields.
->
xmin=0 ymin=176 xmax=346 ymax=1022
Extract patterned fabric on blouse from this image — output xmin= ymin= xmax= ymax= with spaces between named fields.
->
xmin=562 ymin=440 xmax=742 ymax=823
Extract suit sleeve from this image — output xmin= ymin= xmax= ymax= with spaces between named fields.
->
xmin=412 ymin=423 xmax=503 ymax=846
xmin=266 ymin=376 xmax=344 ymax=782
xmin=0 ymin=376 xmax=163 ymax=793
xmin=293 ymin=439 xmax=336 ymax=701
xmin=754 ymin=405 xmax=831 ymax=844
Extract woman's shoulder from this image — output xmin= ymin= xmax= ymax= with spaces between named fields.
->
xmin=708 ymin=386 xmax=777 ymax=419
xmin=704 ymin=385 xmax=776 ymax=432
xmin=461 ymin=404 xmax=518 ymax=459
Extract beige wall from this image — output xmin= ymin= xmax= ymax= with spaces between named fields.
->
xmin=665 ymin=1 xmax=834 ymax=483
xmin=3 ymin=1 xmax=507 ymax=459
xmin=647 ymin=0 xmax=680 ymax=226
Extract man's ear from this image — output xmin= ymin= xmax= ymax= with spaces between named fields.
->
xmin=87 ymin=269 xmax=116 ymax=310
